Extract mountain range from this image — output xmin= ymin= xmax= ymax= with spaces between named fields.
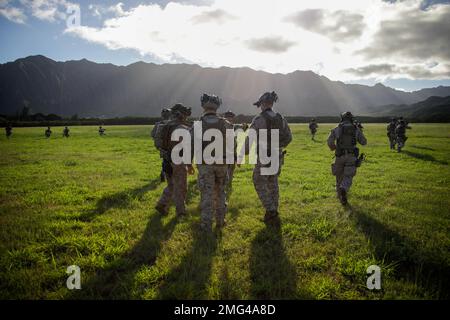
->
xmin=1 ymin=55 xmax=450 ymax=118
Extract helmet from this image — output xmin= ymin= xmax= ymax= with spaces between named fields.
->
xmin=170 ymin=103 xmax=191 ymax=117
xmin=161 ymin=108 xmax=171 ymax=119
xmin=224 ymin=110 xmax=236 ymax=118
xmin=311 ymin=118 xmax=316 ymax=122
xmin=201 ymin=93 xmax=222 ymax=109
xmin=340 ymin=111 xmax=354 ymax=121
xmin=253 ymin=91 xmax=278 ymax=107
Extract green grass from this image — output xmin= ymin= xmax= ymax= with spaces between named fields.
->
xmin=0 ymin=124 xmax=449 ymax=299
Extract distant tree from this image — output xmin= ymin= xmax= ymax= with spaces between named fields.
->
xmin=46 ymin=114 xmax=62 ymax=121
xmin=71 ymin=114 xmax=79 ymax=120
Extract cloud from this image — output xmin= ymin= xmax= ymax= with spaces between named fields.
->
xmin=191 ymin=8 xmax=236 ymax=24
xmin=89 ymin=2 xmax=127 ymax=18
xmin=358 ymin=4 xmax=450 ymax=62
xmin=246 ymin=36 xmax=296 ymax=53
xmin=286 ymin=9 xmax=365 ymax=41
xmin=0 ymin=2 xmax=27 ymax=24
xmin=344 ymin=63 xmax=450 ymax=79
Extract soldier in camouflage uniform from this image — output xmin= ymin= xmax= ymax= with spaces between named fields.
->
xmin=5 ymin=124 xmax=12 ymax=139
xmin=155 ymin=104 xmax=194 ymax=217
xmin=327 ymin=112 xmax=367 ymax=205
xmin=223 ymin=110 xmax=248 ymax=198
xmin=395 ymin=117 xmax=411 ymax=153
xmin=387 ymin=117 xmax=397 ymax=150
xmin=309 ymin=118 xmax=318 ymax=140
xmin=98 ymin=126 xmax=106 ymax=136
xmin=63 ymin=126 xmax=70 ymax=138
xmin=45 ymin=126 xmax=52 ymax=138
xmin=151 ymin=108 xmax=172 ymax=182
xmin=196 ymin=94 xmax=233 ymax=231
xmin=244 ymin=91 xmax=292 ymax=223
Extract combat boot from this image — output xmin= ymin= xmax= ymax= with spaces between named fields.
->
xmin=338 ymin=187 xmax=348 ymax=205
xmin=264 ymin=210 xmax=279 ymax=223
xmin=155 ymin=203 xmax=167 ymax=215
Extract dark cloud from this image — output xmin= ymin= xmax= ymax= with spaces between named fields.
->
xmin=246 ymin=37 xmax=296 ymax=53
xmin=358 ymin=5 xmax=450 ymax=62
xmin=191 ymin=9 xmax=237 ymax=24
xmin=383 ymin=0 xmax=450 ymax=10
xmin=344 ymin=63 xmax=450 ymax=79
xmin=286 ymin=9 xmax=365 ymax=41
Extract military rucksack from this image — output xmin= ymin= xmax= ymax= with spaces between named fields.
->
xmin=260 ymin=110 xmax=291 ymax=149
xmin=200 ymin=115 xmax=228 ymax=161
xmin=336 ymin=121 xmax=357 ymax=155
xmin=154 ymin=120 xmax=180 ymax=152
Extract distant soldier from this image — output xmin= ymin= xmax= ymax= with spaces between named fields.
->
xmin=63 ymin=126 xmax=70 ymax=138
xmin=196 ymin=94 xmax=233 ymax=231
xmin=98 ymin=126 xmax=106 ymax=136
xmin=223 ymin=110 xmax=248 ymax=197
xmin=327 ymin=111 xmax=367 ymax=205
xmin=244 ymin=91 xmax=292 ymax=223
xmin=45 ymin=126 xmax=52 ymax=138
xmin=5 ymin=124 xmax=12 ymax=139
xmin=155 ymin=104 xmax=194 ymax=217
xmin=395 ymin=117 xmax=411 ymax=153
xmin=309 ymin=118 xmax=318 ymax=140
xmin=151 ymin=108 xmax=171 ymax=182
xmin=387 ymin=117 xmax=397 ymax=150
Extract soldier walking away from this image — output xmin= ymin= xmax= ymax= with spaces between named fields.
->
xmin=63 ymin=126 xmax=70 ymax=138
xmin=387 ymin=117 xmax=397 ymax=150
xmin=395 ymin=117 xmax=411 ymax=153
xmin=45 ymin=126 xmax=52 ymax=138
xmin=196 ymin=94 xmax=233 ymax=232
xmin=244 ymin=91 xmax=292 ymax=224
xmin=152 ymin=108 xmax=172 ymax=182
xmin=327 ymin=112 xmax=367 ymax=206
xmin=5 ymin=123 xmax=12 ymax=139
xmin=98 ymin=126 xmax=106 ymax=136
xmin=223 ymin=110 xmax=248 ymax=198
xmin=309 ymin=118 xmax=318 ymax=140
xmin=154 ymin=104 xmax=194 ymax=217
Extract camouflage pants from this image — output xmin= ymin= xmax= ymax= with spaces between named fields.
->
xmin=225 ymin=164 xmax=236 ymax=197
xmin=157 ymin=163 xmax=187 ymax=215
xmin=198 ymin=164 xmax=228 ymax=230
xmin=252 ymin=164 xmax=280 ymax=212
xmin=388 ymin=133 xmax=396 ymax=149
xmin=332 ymin=154 xmax=357 ymax=193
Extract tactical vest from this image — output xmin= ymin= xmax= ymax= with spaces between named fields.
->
xmin=396 ymin=124 xmax=406 ymax=136
xmin=387 ymin=122 xmax=396 ymax=133
xmin=158 ymin=120 xmax=186 ymax=153
xmin=336 ymin=122 xmax=357 ymax=156
xmin=200 ymin=115 xmax=227 ymax=162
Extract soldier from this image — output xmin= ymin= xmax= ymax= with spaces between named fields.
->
xmin=387 ymin=117 xmax=397 ymax=150
xmin=196 ymin=94 xmax=233 ymax=232
xmin=5 ymin=123 xmax=12 ymax=139
xmin=155 ymin=104 xmax=194 ymax=217
xmin=244 ymin=91 xmax=292 ymax=223
xmin=98 ymin=126 xmax=106 ymax=136
xmin=395 ymin=117 xmax=411 ymax=153
xmin=151 ymin=108 xmax=171 ymax=182
xmin=309 ymin=118 xmax=318 ymax=140
xmin=63 ymin=126 xmax=70 ymax=138
xmin=45 ymin=126 xmax=52 ymax=138
xmin=222 ymin=110 xmax=248 ymax=197
xmin=327 ymin=111 xmax=367 ymax=205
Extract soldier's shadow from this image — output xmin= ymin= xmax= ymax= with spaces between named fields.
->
xmin=69 ymin=213 xmax=178 ymax=299
xmin=79 ymin=178 xmax=162 ymax=221
xmin=350 ymin=206 xmax=450 ymax=298
xmin=402 ymin=150 xmax=448 ymax=165
xmin=156 ymin=225 xmax=217 ymax=299
xmin=249 ymin=222 xmax=305 ymax=299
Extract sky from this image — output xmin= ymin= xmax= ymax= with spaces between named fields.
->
xmin=1 ymin=0 xmax=450 ymax=91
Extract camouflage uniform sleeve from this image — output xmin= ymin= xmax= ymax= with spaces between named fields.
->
xmin=282 ymin=116 xmax=292 ymax=146
xmin=327 ymin=128 xmax=337 ymax=150
xmin=356 ymin=128 xmax=367 ymax=146
xmin=243 ymin=115 xmax=262 ymax=155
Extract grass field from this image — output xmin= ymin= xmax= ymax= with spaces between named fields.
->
xmin=0 ymin=123 xmax=449 ymax=299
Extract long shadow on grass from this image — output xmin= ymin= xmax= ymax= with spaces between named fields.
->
xmin=79 ymin=178 xmax=161 ymax=221
xmin=69 ymin=213 xmax=178 ymax=299
xmin=156 ymin=225 xmax=217 ymax=299
xmin=402 ymin=150 xmax=448 ymax=165
xmin=249 ymin=222 xmax=301 ymax=299
xmin=351 ymin=206 xmax=450 ymax=298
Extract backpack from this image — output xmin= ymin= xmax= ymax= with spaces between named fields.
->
xmin=200 ymin=115 xmax=228 ymax=161
xmin=336 ymin=122 xmax=357 ymax=154
xmin=154 ymin=120 xmax=179 ymax=152
xmin=260 ymin=110 xmax=292 ymax=149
